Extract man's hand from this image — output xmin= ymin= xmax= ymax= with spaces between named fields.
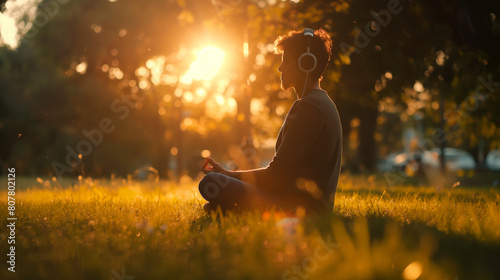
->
xmin=201 ymin=157 xmax=230 ymax=176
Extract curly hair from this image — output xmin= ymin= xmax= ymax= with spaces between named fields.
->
xmin=274 ymin=28 xmax=332 ymax=80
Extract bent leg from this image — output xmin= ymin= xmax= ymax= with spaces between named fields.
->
xmin=198 ymin=173 xmax=326 ymax=213
xmin=198 ymin=173 xmax=274 ymax=211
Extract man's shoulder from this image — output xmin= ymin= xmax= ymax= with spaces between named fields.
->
xmin=301 ymin=90 xmax=339 ymax=118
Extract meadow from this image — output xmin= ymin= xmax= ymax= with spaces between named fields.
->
xmin=1 ymin=174 xmax=499 ymax=280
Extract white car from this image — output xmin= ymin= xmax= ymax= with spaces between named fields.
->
xmin=380 ymin=148 xmax=476 ymax=172
xmin=422 ymin=148 xmax=476 ymax=171
xmin=377 ymin=152 xmax=402 ymax=172
xmin=486 ymin=150 xmax=500 ymax=171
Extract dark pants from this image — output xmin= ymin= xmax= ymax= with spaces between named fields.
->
xmin=198 ymin=173 xmax=325 ymax=212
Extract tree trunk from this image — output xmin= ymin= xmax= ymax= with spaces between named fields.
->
xmin=439 ymin=94 xmax=446 ymax=173
xmin=359 ymin=106 xmax=378 ymax=171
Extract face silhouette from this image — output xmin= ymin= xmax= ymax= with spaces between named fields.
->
xmin=278 ymin=52 xmax=301 ymax=91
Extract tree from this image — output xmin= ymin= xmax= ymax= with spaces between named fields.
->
xmin=293 ymin=0 xmax=499 ymax=171
xmin=2 ymin=0 xmax=499 ymax=178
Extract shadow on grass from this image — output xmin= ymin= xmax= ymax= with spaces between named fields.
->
xmin=304 ymin=212 xmax=500 ymax=280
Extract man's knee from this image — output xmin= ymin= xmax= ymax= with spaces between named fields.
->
xmin=199 ymin=173 xmax=229 ymax=201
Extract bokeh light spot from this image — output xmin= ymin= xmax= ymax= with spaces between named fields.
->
xmin=75 ymin=62 xmax=87 ymax=74
xmin=402 ymin=261 xmax=423 ymax=280
xmin=201 ymin=150 xmax=211 ymax=158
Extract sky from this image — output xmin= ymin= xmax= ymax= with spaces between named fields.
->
xmin=0 ymin=0 xmax=40 ymax=48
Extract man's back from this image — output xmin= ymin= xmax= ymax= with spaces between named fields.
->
xmin=268 ymin=89 xmax=342 ymax=209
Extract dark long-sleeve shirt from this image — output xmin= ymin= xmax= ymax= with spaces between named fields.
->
xmin=234 ymin=89 xmax=343 ymax=210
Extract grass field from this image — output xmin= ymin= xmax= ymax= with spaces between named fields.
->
xmin=1 ymin=174 xmax=500 ymax=280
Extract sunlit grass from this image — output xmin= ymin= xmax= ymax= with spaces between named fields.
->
xmin=0 ymin=175 xmax=499 ymax=280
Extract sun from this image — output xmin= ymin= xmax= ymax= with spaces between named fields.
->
xmin=180 ymin=46 xmax=225 ymax=84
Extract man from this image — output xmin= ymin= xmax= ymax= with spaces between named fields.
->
xmin=199 ymin=28 xmax=342 ymax=214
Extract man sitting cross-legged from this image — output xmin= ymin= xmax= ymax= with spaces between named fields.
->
xmin=199 ymin=28 xmax=342 ymax=214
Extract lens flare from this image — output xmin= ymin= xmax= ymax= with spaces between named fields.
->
xmin=180 ymin=46 xmax=225 ymax=84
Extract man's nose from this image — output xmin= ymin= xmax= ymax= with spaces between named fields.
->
xmin=278 ymin=63 xmax=283 ymax=72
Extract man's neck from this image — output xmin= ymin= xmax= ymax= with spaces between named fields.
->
xmin=297 ymin=79 xmax=321 ymax=99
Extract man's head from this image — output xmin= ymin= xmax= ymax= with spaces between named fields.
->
xmin=274 ymin=28 xmax=332 ymax=91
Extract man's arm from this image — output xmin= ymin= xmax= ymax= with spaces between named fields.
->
xmin=227 ymin=102 xmax=325 ymax=191
xmin=201 ymin=158 xmax=274 ymax=187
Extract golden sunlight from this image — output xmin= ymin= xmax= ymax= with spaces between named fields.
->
xmin=180 ymin=46 xmax=225 ymax=85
